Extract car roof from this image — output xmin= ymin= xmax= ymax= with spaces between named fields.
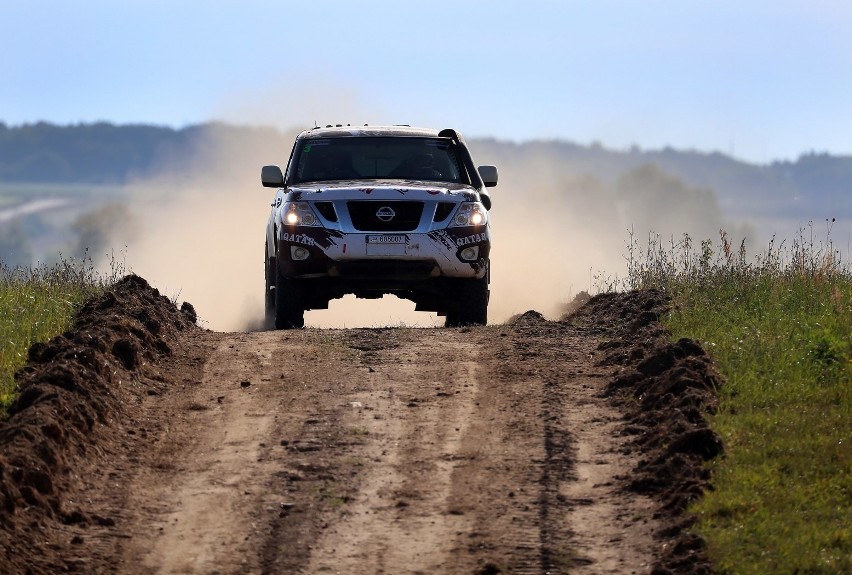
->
xmin=298 ymin=125 xmax=446 ymax=140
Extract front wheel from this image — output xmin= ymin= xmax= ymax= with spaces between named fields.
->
xmin=275 ymin=274 xmax=305 ymax=329
xmin=445 ymin=276 xmax=489 ymax=327
xmin=264 ymin=247 xmax=277 ymax=329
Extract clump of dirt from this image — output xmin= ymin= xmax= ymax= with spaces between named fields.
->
xmin=0 ymin=274 xmax=197 ymax=574
xmin=567 ymin=289 xmax=723 ymax=575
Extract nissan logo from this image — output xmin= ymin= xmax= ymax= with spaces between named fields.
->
xmin=376 ymin=206 xmax=396 ymax=221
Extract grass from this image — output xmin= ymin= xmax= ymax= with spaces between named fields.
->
xmin=624 ymin=227 xmax=851 ymax=574
xmin=0 ymin=256 xmax=119 ymax=412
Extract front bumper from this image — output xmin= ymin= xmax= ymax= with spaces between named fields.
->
xmin=277 ymin=227 xmax=490 ymax=280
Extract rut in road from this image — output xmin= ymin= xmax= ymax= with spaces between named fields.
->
xmin=69 ymin=319 xmax=658 ymax=574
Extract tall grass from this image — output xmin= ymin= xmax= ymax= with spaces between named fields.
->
xmin=0 ymin=256 xmax=120 ymax=410
xmin=625 ymin=226 xmax=851 ymax=574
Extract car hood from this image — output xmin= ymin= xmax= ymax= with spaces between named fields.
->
xmin=286 ymin=180 xmax=479 ymax=202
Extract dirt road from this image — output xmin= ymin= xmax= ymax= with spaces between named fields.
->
xmin=0 ymin=277 xmax=722 ymax=574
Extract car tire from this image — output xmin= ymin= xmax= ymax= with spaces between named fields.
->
xmin=275 ymin=273 xmax=305 ymax=329
xmin=264 ymin=245 xmax=277 ymax=329
xmin=445 ymin=276 xmax=488 ymax=327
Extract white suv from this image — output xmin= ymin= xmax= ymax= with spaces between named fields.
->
xmin=262 ymin=125 xmax=497 ymax=328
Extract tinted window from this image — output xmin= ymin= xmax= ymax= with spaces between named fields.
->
xmin=293 ymin=137 xmax=465 ymax=184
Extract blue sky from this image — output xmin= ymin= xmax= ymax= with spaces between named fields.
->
xmin=3 ymin=0 xmax=852 ymax=163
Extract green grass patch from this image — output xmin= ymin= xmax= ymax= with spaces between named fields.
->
xmin=0 ymin=258 xmax=119 ymax=412
xmin=625 ymin=229 xmax=851 ymax=574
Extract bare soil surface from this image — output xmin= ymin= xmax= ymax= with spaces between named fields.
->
xmin=0 ymin=276 xmax=722 ymax=574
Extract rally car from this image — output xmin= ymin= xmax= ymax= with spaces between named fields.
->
xmin=262 ymin=125 xmax=497 ymax=328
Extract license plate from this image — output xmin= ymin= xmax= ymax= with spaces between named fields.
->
xmin=366 ymin=235 xmax=406 ymax=244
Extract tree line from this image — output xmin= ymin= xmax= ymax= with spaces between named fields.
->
xmin=0 ymin=121 xmax=288 ymax=184
xmin=2 ymin=121 xmax=850 ymax=210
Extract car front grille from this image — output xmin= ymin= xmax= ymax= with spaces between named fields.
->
xmin=347 ymin=201 xmax=424 ymax=231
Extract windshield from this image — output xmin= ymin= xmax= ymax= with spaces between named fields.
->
xmin=292 ymin=137 xmax=466 ymax=184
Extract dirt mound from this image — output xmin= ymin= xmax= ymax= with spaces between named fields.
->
xmin=568 ymin=289 xmax=722 ymax=575
xmin=0 ymin=274 xmax=197 ymax=574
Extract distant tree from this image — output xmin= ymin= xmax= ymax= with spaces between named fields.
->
xmin=0 ymin=122 xmax=193 ymax=183
xmin=72 ymin=203 xmax=136 ymax=260
xmin=0 ymin=222 xmax=32 ymax=268
xmin=614 ymin=164 xmax=730 ymax=241
xmin=0 ymin=121 xmax=849 ymax=226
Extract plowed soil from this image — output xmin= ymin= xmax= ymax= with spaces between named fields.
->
xmin=0 ymin=276 xmax=723 ymax=574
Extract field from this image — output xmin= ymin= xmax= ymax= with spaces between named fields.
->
xmin=1 ymin=230 xmax=850 ymax=573
xmin=626 ymin=230 xmax=851 ymax=574
xmin=0 ymin=259 xmax=116 ymax=407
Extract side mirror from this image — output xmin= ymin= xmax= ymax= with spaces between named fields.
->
xmin=261 ymin=165 xmax=285 ymax=188
xmin=478 ymin=165 xmax=498 ymax=188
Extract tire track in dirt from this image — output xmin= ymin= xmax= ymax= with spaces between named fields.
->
xmin=123 ymin=333 xmax=280 ymax=573
xmin=7 ymin=315 xmax=661 ymax=573
xmin=448 ymin=314 xmax=657 ymax=574
xmin=111 ymin=329 xmax=369 ymax=574
xmin=93 ymin=321 xmax=659 ymax=574
xmin=302 ymin=329 xmax=484 ymax=573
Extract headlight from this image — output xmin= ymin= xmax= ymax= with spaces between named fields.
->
xmin=281 ymin=202 xmax=320 ymax=227
xmin=449 ymin=202 xmax=488 ymax=227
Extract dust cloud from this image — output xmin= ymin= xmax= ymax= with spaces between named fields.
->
xmin=101 ymin=127 xmax=741 ymax=331
xmin=478 ymin=141 xmax=747 ymax=321
xmin=102 ymin=124 xmax=444 ymax=331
